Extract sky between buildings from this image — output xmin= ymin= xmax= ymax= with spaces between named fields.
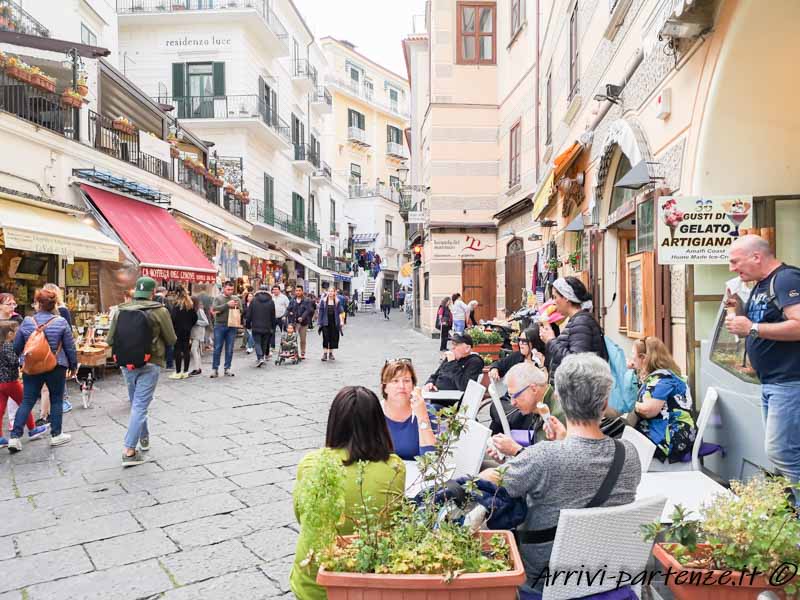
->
xmin=293 ymin=0 xmax=427 ymax=79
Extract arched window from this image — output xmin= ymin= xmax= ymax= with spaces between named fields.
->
xmin=507 ymin=238 xmax=524 ymax=254
xmin=609 ymin=153 xmax=636 ymax=216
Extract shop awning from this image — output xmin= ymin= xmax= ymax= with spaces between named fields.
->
xmin=334 ymin=272 xmax=352 ymax=282
xmin=80 ymin=185 xmax=217 ymax=283
xmin=553 ymin=142 xmax=583 ymax=181
xmin=352 ymin=233 xmax=379 ymax=244
xmin=532 ymin=172 xmax=555 ymax=219
xmin=279 ymin=248 xmax=326 ymax=277
xmin=0 ymin=198 xmax=119 ymax=261
xmin=174 ymin=212 xmax=283 ymax=262
xmin=565 ymin=213 xmax=585 ymax=232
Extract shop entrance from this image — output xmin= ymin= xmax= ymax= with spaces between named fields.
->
xmin=504 ymin=238 xmax=526 ymax=315
xmin=462 ymin=260 xmax=496 ymax=322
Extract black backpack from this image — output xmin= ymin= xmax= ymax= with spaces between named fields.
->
xmin=113 ymin=307 xmax=154 ymax=370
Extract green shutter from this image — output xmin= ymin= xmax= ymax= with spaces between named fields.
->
xmin=172 ymin=63 xmax=186 ymax=118
xmin=212 ymin=62 xmax=225 ymax=97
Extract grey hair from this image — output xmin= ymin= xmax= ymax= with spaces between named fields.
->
xmin=732 ymin=234 xmax=773 ymax=257
xmin=554 ymin=353 xmax=613 ymax=424
xmin=505 ymin=361 xmax=547 ymax=390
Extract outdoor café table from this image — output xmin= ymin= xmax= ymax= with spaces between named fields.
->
xmin=636 ymin=471 xmax=731 ymax=523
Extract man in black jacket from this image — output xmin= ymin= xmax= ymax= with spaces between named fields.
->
xmin=287 ymin=287 xmax=314 ymax=359
xmin=423 ymin=332 xmax=485 ymax=398
xmin=245 ymin=285 xmax=276 ymax=367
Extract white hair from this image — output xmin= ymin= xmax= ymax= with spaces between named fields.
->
xmin=505 ymin=361 xmax=547 ymax=390
xmin=554 ymin=353 xmax=612 ymax=424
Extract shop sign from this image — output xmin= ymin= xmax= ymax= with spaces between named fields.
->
xmin=407 ymin=211 xmax=426 ymax=224
xmin=161 ymin=34 xmax=233 ymax=50
xmin=3 ymin=228 xmax=118 ymax=261
xmin=140 ymin=267 xmax=216 ymax=283
xmin=432 ymin=233 xmax=496 ymax=260
xmin=657 ymin=195 xmax=753 ymax=264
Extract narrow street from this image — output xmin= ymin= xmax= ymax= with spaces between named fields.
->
xmin=0 ymin=311 xmax=440 ymax=600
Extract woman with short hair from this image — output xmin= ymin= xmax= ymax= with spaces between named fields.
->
xmin=290 ymin=386 xmax=406 ymax=600
xmin=380 ymin=359 xmax=436 ymax=460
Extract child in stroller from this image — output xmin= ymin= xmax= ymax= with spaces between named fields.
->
xmin=275 ymin=323 xmax=300 ymax=365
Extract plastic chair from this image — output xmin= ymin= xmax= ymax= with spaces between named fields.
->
xmin=648 ymin=386 xmax=720 ymax=472
xmin=450 ymin=420 xmax=491 ymax=478
xmin=542 ymin=495 xmax=667 ymax=600
xmin=460 ymin=379 xmax=485 ymax=421
xmin=621 ymin=426 xmax=656 ymax=473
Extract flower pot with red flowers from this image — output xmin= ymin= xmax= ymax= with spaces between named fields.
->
xmin=234 ymin=190 xmax=244 ymax=201
xmin=224 ymin=183 xmax=235 ymax=195
xmin=643 ymin=478 xmax=799 ymax=600
xmin=169 ymin=145 xmax=180 ymax=159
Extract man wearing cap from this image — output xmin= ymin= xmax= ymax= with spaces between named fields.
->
xmin=107 ymin=277 xmax=177 ymax=467
xmin=423 ymin=332 xmax=485 ymax=400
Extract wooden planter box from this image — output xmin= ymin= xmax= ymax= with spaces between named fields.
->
xmin=61 ymin=95 xmax=82 ymax=109
xmin=652 ymin=544 xmax=789 ymax=600
xmin=473 ymin=343 xmax=502 ymax=360
xmin=6 ymin=66 xmax=29 ymax=83
xmin=112 ymin=121 xmax=136 ymax=135
xmin=317 ymin=530 xmax=526 ymax=600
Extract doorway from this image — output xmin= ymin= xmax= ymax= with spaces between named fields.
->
xmin=462 ymin=260 xmax=496 ymax=322
xmin=504 ymin=238 xmax=526 ymax=315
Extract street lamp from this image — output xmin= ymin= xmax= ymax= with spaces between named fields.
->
xmin=397 ymin=163 xmax=409 ymax=185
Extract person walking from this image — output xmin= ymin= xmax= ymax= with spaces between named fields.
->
xmin=271 ymin=284 xmax=289 ymax=352
xmin=398 ymin=288 xmax=406 ymax=308
xmin=188 ymin=296 xmax=208 ymax=376
xmin=8 ymin=288 xmax=77 ymax=453
xmin=467 ymin=299 xmax=479 ymax=327
xmin=210 ymin=281 xmax=243 ymax=378
xmin=154 ymin=286 xmax=175 ymax=370
xmin=43 ymin=283 xmax=74 ymax=414
xmin=287 ymin=287 xmax=314 ymax=359
xmin=319 ymin=287 xmax=343 ymax=361
xmin=381 ymin=288 xmax=392 ymax=320
xmin=436 ymin=297 xmax=453 ymax=352
xmin=169 ymin=286 xmax=197 ymax=380
xmin=450 ymin=293 xmax=469 ymax=334
xmin=107 ymin=277 xmax=176 ymax=466
xmin=246 ymin=285 xmax=276 ymax=368
xmin=726 ymin=234 xmax=800 ymax=505
xmin=240 ymin=291 xmax=255 ymax=354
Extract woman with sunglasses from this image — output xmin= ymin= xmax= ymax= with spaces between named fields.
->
xmin=380 ymin=359 xmax=436 ymax=460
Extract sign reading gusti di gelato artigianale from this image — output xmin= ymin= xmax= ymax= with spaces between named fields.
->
xmin=657 ymin=195 xmax=753 ymax=265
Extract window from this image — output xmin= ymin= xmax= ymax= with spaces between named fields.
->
xmin=424 ymin=272 xmax=430 ymax=301
xmin=292 ymin=192 xmax=305 ymax=224
xmin=263 ymin=174 xmax=274 ymax=215
xmin=309 ymin=193 xmax=316 ymax=225
xmin=330 ymin=198 xmax=336 ymax=234
xmin=457 ymin=2 xmax=496 ymax=65
xmin=609 ymin=153 xmax=636 ymax=216
xmin=636 ymin=197 xmax=655 ymax=252
xmin=259 ymin=76 xmax=278 ymax=124
xmin=364 ymin=80 xmax=374 ymax=99
xmin=510 ymin=0 xmax=522 ymax=38
xmin=389 ymin=88 xmax=399 ymax=111
xmin=385 ymin=219 xmax=393 ymax=238
xmin=350 ymin=163 xmax=361 ymax=185
xmin=569 ymin=2 xmax=579 ymax=100
xmin=348 ymin=108 xmax=365 ymax=130
xmin=291 ymin=113 xmax=304 ymax=146
xmin=172 ymin=62 xmax=224 ymax=118
xmin=509 ymin=120 xmax=521 ymax=187
xmin=81 ymin=23 xmax=97 ymax=47
xmin=387 ymin=125 xmax=402 ymax=145
xmin=389 ymin=175 xmax=400 ymax=191
xmin=545 ymin=70 xmax=552 ymax=145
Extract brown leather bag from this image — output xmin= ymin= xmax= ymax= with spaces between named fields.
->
xmin=21 ymin=317 xmax=61 ymax=375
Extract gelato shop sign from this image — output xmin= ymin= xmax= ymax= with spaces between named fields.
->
xmin=162 ymin=34 xmax=232 ymax=50
xmin=657 ymin=195 xmax=753 ymax=264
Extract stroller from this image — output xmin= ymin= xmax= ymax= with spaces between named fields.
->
xmin=275 ymin=331 xmax=300 ymax=365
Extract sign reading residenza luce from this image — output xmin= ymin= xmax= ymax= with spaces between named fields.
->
xmin=657 ymin=195 xmax=753 ymax=265
xmin=161 ymin=34 xmax=232 ymax=50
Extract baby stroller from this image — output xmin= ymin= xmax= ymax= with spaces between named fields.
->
xmin=275 ymin=338 xmax=300 ymax=365
xmin=73 ymin=364 xmax=96 ymax=409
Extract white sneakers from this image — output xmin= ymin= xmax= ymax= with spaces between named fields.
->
xmin=50 ymin=433 xmax=71 ymax=447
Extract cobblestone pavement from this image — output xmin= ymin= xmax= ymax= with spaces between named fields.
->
xmin=0 ymin=309 xmax=441 ymax=600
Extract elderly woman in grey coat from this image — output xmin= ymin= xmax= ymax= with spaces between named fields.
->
xmin=481 ymin=354 xmax=642 ymax=598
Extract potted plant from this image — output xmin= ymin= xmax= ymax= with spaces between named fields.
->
xmin=76 ymin=75 xmax=89 ymax=97
xmin=643 ymin=477 xmax=799 ymax=599
xmin=240 ymin=190 xmax=250 ymax=204
xmin=467 ymin=326 xmax=503 ymax=360
xmin=546 ymin=257 xmax=561 ymax=273
xmin=224 ymin=182 xmax=236 ymax=195
xmin=169 ymin=143 xmax=180 ymax=159
xmin=312 ymin=405 xmax=526 ymax=598
xmin=60 ymin=89 xmax=83 ymax=108
xmin=112 ymin=116 xmax=135 ymax=135
xmin=567 ymin=250 xmax=581 ymax=270
xmin=5 ymin=57 xmax=29 ymax=82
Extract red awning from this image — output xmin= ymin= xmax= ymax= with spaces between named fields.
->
xmin=81 ymin=185 xmax=217 ymax=283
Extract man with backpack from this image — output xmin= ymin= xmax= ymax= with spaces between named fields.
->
xmin=726 ymin=235 xmax=800 ymax=506
xmin=107 ymin=277 xmax=176 ymax=467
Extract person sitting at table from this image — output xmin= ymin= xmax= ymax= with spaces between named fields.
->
xmin=380 ymin=359 xmax=436 ymax=460
xmin=290 ymin=386 xmax=406 ymax=600
xmin=481 ymin=354 xmax=641 ymax=599
xmin=423 ymin=332 xmax=484 ymax=403
xmin=631 ymin=336 xmax=697 ymax=464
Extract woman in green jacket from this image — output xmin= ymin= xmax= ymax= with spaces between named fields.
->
xmin=290 ymin=386 xmax=406 ymax=600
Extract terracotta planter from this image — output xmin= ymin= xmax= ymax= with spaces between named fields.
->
xmin=76 ymin=84 xmax=89 ymax=97
xmin=61 ymin=95 xmax=82 ymax=108
xmin=6 ymin=66 xmax=27 ymax=82
xmin=473 ymin=343 xmax=502 ymax=360
xmin=652 ymin=544 xmax=789 ymax=600
xmin=317 ymin=530 xmax=526 ymax=600
xmin=112 ymin=121 xmax=135 ymax=135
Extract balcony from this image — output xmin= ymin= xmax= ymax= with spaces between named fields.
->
xmin=0 ymin=0 xmax=50 ymax=37
xmin=291 ymin=59 xmax=317 ymax=94
xmin=306 ymin=222 xmax=320 ymax=244
xmin=347 ymin=126 xmax=369 ymax=147
xmin=311 ymin=160 xmax=332 ymax=183
xmin=0 ymin=68 xmax=77 ymax=140
xmin=326 ymin=74 xmax=410 ymax=119
xmin=116 ymin=0 xmax=290 ymax=57
xmin=247 ymin=199 xmax=320 ymax=245
xmin=291 ymin=143 xmax=317 ymax=175
xmin=311 ymin=86 xmax=332 ymax=114
xmin=158 ymin=94 xmax=291 ymax=149
xmin=348 ymin=183 xmax=401 ymax=203
xmin=386 ymin=141 xmax=409 ymax=160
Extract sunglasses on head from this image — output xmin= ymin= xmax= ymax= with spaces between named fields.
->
xmin=385 ymin=357 xmax=413 ymax=366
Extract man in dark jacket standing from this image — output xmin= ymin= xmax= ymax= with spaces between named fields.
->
xmin=423 ymin=332 xmax=485 ymax=402
xmin=287 ymin=287 xmax=314 ymax=359
xmin=246 ymin=285 xmax=276 ymax=367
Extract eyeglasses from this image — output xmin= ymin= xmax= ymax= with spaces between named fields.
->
xmin=510 ymin=385 xmax=532 ymax=400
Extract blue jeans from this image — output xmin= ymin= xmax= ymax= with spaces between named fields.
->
xmin=212 ymin=325 xmax=237 ymax=370
xmin=12 ymin=367 xmax=67 ymax=438
xmin=762 ymin=382 xmax=800 ymax=505
xmin=121 ymin=364 xmax=160 ymax=450
xmin=271 ymin=317 xmax=286 ymax=349
xmin=165 ymin=344 xmax=174 ymax=369
xmin=453 ymin=319 xmax=466 ymax=334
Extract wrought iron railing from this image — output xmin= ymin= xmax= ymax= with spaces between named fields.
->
xmin=222 ymin=192 xmax=246 ymax=220
xmin=293 ymin=143 xmax=319 ymax=167
xmin=386 ymin=141 xmax=408 ymax=159
xmin=293 ymin=59 xmax=318 ymax=86
xmin=0 ymin=67 xmax=76 ymax=139
xmin=0 ymin=0 xmax=50 ymax=37
xmin=327 ymin=75 xmax=410 ymax=118
xmin=306 ymin=222 xmax=320 ymax=243
xmin=347 ymin=126 xmax=368 ymax=145
xmin=348 ymin=183 xmax=401 ymax=203
xmin=313 ymin=160 xmax=332 ymax=180
xmin=88 ymin=110 xmax=171 ymax=180
xmin=312 ymin=86 xmax=332 ymax=107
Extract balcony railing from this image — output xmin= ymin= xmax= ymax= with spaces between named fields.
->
xmin=347 ymin=126 xmax=368 ymax=146
xmin=88 ymin=110 xmax=171 ymax=181
xmin=157 ymin=94 xmax=291 ymax=142
xmin=248 ymin=199 xmax=320 ymax=242
xmin=293 ymin=59 xmax=318 ymax=86
xmin=386 ymin=141 xmax=408 ymax=159
xmin=0 ymin=0 xmax=50 ymax=37
xmin=348 ymin=183 xmax=401 ymax=203
xmin=0 ymin=68 xmax=76 ymax=139
xmin=116 ymin=0 xmax=289 ymax=40
xmin=313 ymin=160 xmax=332 ymax=180
xmin=327 ymin=75 xmax=410 ymax=118
xmin=312 ymin=86 xmax=332 ymax=107
xmin=306 ymin=222 xmax=320 ymax=243
xmin=293 ymin=143 xmax=318 ymax=166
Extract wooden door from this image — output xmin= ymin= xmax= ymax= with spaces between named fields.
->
xmin=589 ymin=229 xmax=605 ymax=326
xmin=504 ymin=239 xmax=526 ymax=315
xmin=655 ymin=262 xmax=672 ymax=351
xmin=462 ymin=260 xmax=496 ymax=322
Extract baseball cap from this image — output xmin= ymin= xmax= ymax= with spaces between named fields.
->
xmin=133 ymin=276 xmax=157 ymax=299
xmin=449 ymin=331 xmax=474 ymax=346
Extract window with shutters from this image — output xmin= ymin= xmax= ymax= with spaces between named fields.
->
xmin=173 ymin=62 xmax=224 ymax=119
xmin=292 ymin=192 xmax=305 ymax=225
xmin=263 ymin=174 xmax=274 ymax=221
xmin=330 ymin=198 xmax=336 ymax=234
xmin=291 ymin=114 xmax=304 ymax=145
xmin=510 ymin=0 xmax=523 ymax=39
xmin=387 ymin=125 xmax=402 ymax=145
xmin=350 ymin=163 xmax=361 ymax=185
xmin=348 ymin=108 xmax=365 ymax=131
xmin=509 ymin=120 xmax=521 ymax=188
xmin=389 ymin=175 xmax=400 ymax=191
xmin=309 ymin=193 xmax=316 ymax=225
xmin=569 ymin=3 xmax=579 ymax=100
xmin=259 ymin=76 xmax=277 ymax=125
xmin=457 ymin=2 xmax=496 ymax=65
xmin=389 ymin=88 xmax=399 ymax=112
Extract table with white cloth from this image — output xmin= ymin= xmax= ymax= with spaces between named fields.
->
xmin=636 ymin=471 xmax=731 ymax=523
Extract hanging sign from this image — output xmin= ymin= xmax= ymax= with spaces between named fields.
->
xmin=432 ymin=233 xmax=496 ymax=260
xmin=407 ymin=211 xmax=426 ymax=224
xmin=657 ymin=195 xmax=753 ymax=264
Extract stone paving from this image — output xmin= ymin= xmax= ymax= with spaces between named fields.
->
xmin=0 ymin=309 xmax=441 ymax=600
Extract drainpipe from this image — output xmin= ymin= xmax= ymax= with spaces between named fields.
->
xmin=585 ymin=48 xmax=644 ymax=135
xmin=534 ymin=0 xmax=540 ymax=182
xmin=306 ymin=38 xmax=317 ymax=285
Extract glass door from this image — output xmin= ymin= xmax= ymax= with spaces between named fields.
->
xmin=188 ymin=63 xmax=214 ymax=118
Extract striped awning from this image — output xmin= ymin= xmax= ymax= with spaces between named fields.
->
xmin=352 ymin=233 xmax=379 ymax=244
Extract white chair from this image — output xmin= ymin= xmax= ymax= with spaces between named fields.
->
xmin=460 ymin=379 xmax=485 ymax=421
xmin=648 ymin=386 xmax=719 ymax=472
xmin=450 ymin=420 xmax=491 ymax=478
xmin=542 ymin=495 xmax=667 ymax=600
xmin=621 ymin=426 xmax=657 ymax=473
xmin=488 ymin=382 xmax=511 ymax=436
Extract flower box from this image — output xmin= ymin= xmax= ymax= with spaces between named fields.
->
xmin=60 ymin=93 xmax=82 ymax=109
xmin=472 ymin=343 xmax=502 ymax=360
xmin=652 ymin=543 xmax=789 ymax=600
xmin=112 ymin=120 xmax=136 ymax=135
xmin=76 ymin=83 xmax=89 ymax=97
xmin=6 ymin=65 xmax=29 ymax=83
xmin=31 ymin=75 xmax=56 ymax=94
xmin=317 ymin=531 xmax=526 ymax=600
